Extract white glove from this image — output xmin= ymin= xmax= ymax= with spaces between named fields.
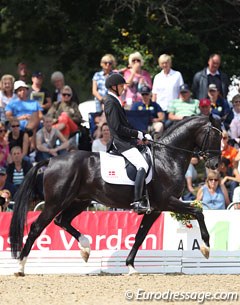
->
xmin=137 ymin=131 xmax=144 ymax=140
xmin=144 ymin=134 xmax=153 ymax=141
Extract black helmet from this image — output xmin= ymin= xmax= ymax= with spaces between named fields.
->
xmin=105 ymin=73 xmax=126 ymax=89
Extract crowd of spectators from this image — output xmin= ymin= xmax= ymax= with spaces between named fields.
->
xmin=1 ymin=51 xmax=240 ymax=211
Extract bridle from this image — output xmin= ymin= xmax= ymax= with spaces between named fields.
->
xmin=149 ymin=123 xmax=222 ymax=160
xmin=198 ymin=123 xmax=222 ymax=160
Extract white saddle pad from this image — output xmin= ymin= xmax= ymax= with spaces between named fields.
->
xmin=100 ymin=151 xmax=152 ymax=185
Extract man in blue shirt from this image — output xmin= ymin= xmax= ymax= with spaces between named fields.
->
xmin=6 ymin=80 xmax=42 ymax=135
xmin=131 ymin=85 xmax=165 ymax=139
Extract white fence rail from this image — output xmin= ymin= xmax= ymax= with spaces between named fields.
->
xmin=1 ymin=250 xmax=240 ymax=275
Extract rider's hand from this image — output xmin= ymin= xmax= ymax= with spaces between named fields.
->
xmin=137 ymin=131 xmax=144 ymax=140
xmin=144 ymin=134 xmax=153 ymax=141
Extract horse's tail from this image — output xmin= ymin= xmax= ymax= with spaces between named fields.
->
xmin=9 ymin=159 xmax=49 ymax=258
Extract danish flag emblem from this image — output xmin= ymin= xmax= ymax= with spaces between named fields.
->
xmin=108 ymin=170 xmax=116 ymax=176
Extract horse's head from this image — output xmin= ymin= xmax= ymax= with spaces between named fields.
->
xmin=197 ymin=114 xmax=222 ymax=170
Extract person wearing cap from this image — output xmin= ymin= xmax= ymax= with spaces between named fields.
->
xmin=131 ymin=85 xmax=164 ymax=139
xmin=207 ymin=83 xmax=231 ymax=129
xmin=28 ymin=72 xmax=52 ymax=115
xmin=199 ymin=98 xmax=211 ymax=116
xmin=168 ymin=84 xmax=199 ymax=122
xmin=5 ymin=80 xmax=42 ymax=134
xmin=104 ymin=73 xmax=153 ymax=213
xmin=192 ymin=53 xmax=229 ymax=99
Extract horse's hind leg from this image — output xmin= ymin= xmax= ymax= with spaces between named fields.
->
xmin=126 ymin=212 xmax=161 ymax=275
xmin=54 ymin=199 xmax=91 ymax=262
xmin=168 ymin=196 xmax=210 ymax=258
xmin=16 ymin=207 xmax=60 ymax=276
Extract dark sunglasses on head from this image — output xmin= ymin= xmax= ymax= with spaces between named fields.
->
xmin=11 ymin=125 xmax=19 ymax=128
xmin=62 ymin=93 xmax=71 ymax=97
xmin=103 ymin=61 xmax=112 ymax=65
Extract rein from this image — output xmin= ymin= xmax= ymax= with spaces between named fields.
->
xmin=148 ymin=124 xmax=222 ymax=158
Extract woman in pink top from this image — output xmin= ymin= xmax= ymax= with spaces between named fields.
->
xmin=123 ymin=52 xmax=152 ymax=108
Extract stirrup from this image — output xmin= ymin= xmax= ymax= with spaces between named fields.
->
xmin=131 ymin=196 xmax=152 ymax=215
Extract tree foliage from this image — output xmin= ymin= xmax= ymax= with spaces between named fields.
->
xmin=1 ymin=0 xmax=240 ymax=99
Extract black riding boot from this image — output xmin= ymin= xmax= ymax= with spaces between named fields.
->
xmin=131 ymin=168 xmax=148 ymax=214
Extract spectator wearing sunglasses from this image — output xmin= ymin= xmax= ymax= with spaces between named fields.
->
xmin=196 ymin=169 xmax=230 ymax=210
xmin=8 ymin=118 xmax=30 ymax=158
xmin=123 ymin=52 xmax=152 ymax=108
xmin=48 ymin=85 xmax=82 ymax=138
xmin=92 ymin=54 xmax=117 ymax=112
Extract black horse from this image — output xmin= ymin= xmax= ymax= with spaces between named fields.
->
xmin=10 ymin=115 xmax=221 ymax=276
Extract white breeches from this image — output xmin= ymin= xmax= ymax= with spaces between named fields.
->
xmin=122 ymin=147 xmax=148 ymax=173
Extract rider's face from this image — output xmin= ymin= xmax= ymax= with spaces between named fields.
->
xmin=117 ymin=84 xmax=125 ymax=95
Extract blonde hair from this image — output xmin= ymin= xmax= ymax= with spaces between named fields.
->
xmin=206 ymin=169 xmax=220 ymax=182
xmin=128 ymin=52 xmax=144 ymax=66
xmin=1 ymin=74 xmax=15 ymax=88
xmin=100 ymin=54 xmax=116 ymax=67
xmin=61 ymin=85 xmax=72 ymax=95
xmin=158 ymin=54 xmax=172 ymax=67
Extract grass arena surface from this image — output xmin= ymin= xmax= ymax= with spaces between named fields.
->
xmin=0 ymin=274 xmax=239 ymax=305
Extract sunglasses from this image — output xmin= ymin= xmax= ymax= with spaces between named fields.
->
xmin=62 ymin=93 xmax=71 ymax=97
xmin=234 ymin=101 xmax=240 ymax=104
xmin=0 ymin=130 xmax=5 ymax=133
xmin=222 ymin=137 xmax=228 ymax=140
xmin=103 ymin=61 xmax=112 ymax=65
xmin=209 ymin=179 xmax=219 ymax=182
xmin=11 ymin=125 xmax=20 ymax=128
xmin=132 ymin=59 xmax=141 ymax=63
xmin=141 ymin=93 xmax=150 ymax=96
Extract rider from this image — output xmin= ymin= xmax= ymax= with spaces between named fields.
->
xmin=104 ymin=73 xmax=152 ymax=213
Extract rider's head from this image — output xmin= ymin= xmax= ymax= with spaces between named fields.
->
xmin=105 ymin=73 xmax=126 ymax=97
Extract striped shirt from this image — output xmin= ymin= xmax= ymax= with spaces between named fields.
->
xmin=13 ymin=168 xmax=24 ymax=186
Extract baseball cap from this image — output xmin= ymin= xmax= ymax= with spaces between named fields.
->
xmin=139 ymin=85 xmax=151 ymax=94
xmin=32 ymin=71 xmax=43 ymax=77
xmin=0 ymin=167 xmax=6 ymax=175
xmin=208 ymin=84 xmax=218 ymax=91
xmin=14 ymin=80 xmax=29 ymax=92
xmin=199 ymin=98 xmax=211 ymax=107
xmin=179 ymin=84 xmax=190 ymax=93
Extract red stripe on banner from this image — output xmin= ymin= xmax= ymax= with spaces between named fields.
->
xmin=0 ymin=211 xmax=164 ymax=252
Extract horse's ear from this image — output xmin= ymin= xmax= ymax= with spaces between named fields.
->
xmin=209 ymin=113 xmax=214 ymax=124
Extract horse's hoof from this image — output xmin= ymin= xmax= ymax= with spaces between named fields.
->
xmin=14 ymin=272 xmax=25 ymax=277
xmin=79 ymin=235 xmax=91 ymax=262
xmin=200 ymin=245 xmax=210 ymax=259
xmin=80 ymin=248 xmax=90 ymax=263
xmin=128 ymin=265 xmax=139 ymax=275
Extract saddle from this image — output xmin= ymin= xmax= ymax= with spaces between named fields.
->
xmin=99 ymin=145 xmax=153 ymax=185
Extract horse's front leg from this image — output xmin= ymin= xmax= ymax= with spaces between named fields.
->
xmin=168 ymin=196 xmax=210 ymax=258
xmin=126 ymin=211 xmax=161 ymax=275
